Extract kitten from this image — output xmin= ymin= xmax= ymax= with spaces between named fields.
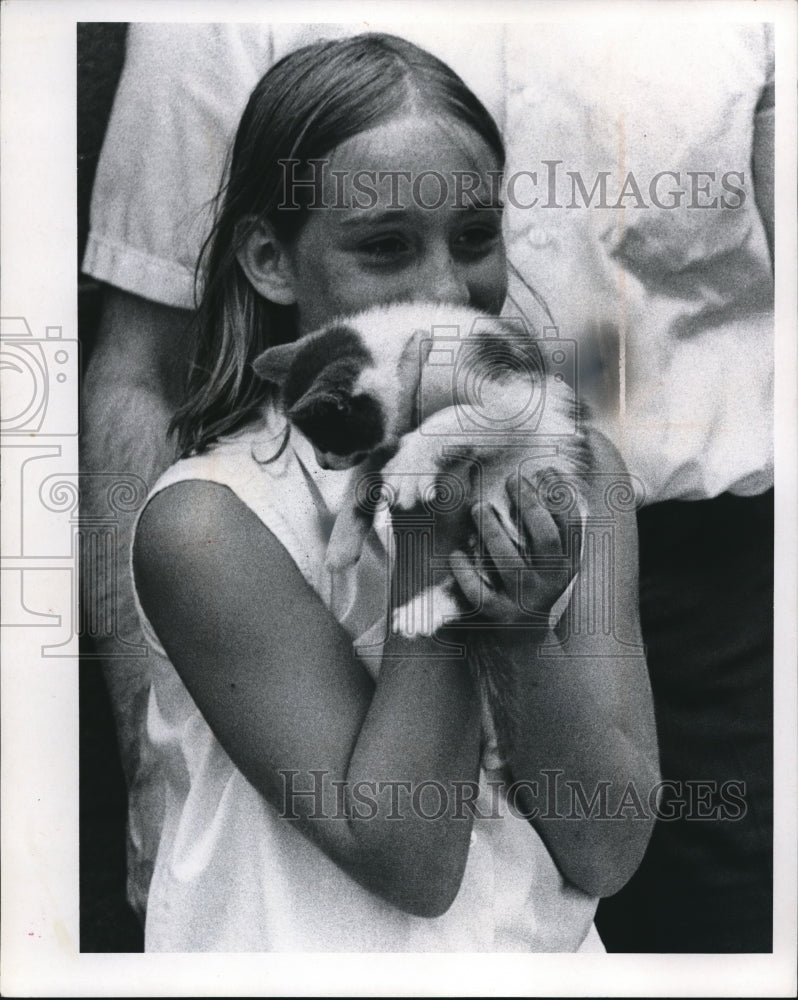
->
xmin=253 ymin=301 xmax=586 ymax=607
xmin=253 ymin=301 xmax=588 ymax=753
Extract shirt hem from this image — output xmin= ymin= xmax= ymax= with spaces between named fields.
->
xmin=82 ymin=231 xmax=197 ymax=310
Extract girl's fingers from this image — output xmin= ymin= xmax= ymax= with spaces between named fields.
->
xmin=460 ymin=484 xmax=576 ymax=621
xmin=471 ymin=501 xmax=524 ymax=596
xmin=450 ymin=551 xmax=518 ymax=621
xmin=472 ymin=500 xmax=520 ymax=558
xmin=449 ymin=550 xmax=485 ymax=609
xmin=522 ymin=501 xmax=564 ymax=558
xmin=450 ymin=548 xmax=570 ymax=623
xmin=511 ymin=475 xmax=565 ymax=557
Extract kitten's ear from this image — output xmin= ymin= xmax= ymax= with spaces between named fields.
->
xmin=288 ymin=384 xmax=339 ymax=422
xmin=252 ymin=341 xmax=301 ymax=386
xmin=396 ymin=328 xmax=435 ymax=430
xmin=397 ymin=327 xmax=435 ymax=391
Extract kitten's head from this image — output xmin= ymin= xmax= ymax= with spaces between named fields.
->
xmin=253 ymin=302 xmax=485 ymax=469
xmin=253 ymin=323 xmax=387 ymax=469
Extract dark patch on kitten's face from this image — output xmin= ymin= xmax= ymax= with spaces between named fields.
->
xmin=464 ymin=323 xmax=544 ymax=382
xmin=280 ymin=325 xmax=385 ymax=459
xmin=289 ymin=377 xmax=385 ymax=457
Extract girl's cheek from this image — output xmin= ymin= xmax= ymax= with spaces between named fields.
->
xmin=301 ymin=250 xmax=507 ymax=321
xmin=337 ymin=269 xmax=409 ymax=311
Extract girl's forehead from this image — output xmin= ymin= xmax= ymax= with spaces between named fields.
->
xmin=325 ymin=115 xmax=501 ymax=183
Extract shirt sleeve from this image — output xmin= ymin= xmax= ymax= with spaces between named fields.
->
xmin=82 ymin=24 xmax=275 ymax=308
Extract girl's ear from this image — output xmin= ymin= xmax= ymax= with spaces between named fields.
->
xmin=236 ymin=218 xmax=297 ymax=306
xmin=252 ymin=341 xmax=301 ymax=385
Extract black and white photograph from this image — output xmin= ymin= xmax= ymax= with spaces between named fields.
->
xmin=1 ymin=0 xmax=796 ymax=995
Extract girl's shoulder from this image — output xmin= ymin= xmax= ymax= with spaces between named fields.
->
xmin=582 ymin=422 xmax=642 ymax=510
xmin=154 ymin=409 xmax=289 ymax=491
xmin=143 ymin=408 xmax=293 ymax=521
xmin=579 ymin=421 xmax=642 ymax=586
xmin=133 ymin=475 xmax=287 ymax=616
xmin=134 ymin=410 xmax=350 ymax=597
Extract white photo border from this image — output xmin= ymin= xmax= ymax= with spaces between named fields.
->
xmin=1 ymin=0 xmax=796 ymax=995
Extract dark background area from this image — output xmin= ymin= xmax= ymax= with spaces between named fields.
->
xmin=78 ymin=22 xmax=144 ymax=953
xmin=78 ymin=21 xmax=127 ymax=365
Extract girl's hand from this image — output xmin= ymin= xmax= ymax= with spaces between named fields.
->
xmin=450 ymin=473 xmax=576 ymax=624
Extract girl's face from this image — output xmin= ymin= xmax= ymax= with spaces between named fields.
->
xmin=280 ymin=116 xmax=507 ymax=334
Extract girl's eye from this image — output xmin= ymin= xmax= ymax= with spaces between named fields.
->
xmin=358 ymin=236 xmax=411 ymax=264
xmin=453 ymin=225 xmax=502 ymax=257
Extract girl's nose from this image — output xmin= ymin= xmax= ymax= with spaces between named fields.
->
xmin=419 ymin=251 xmax=470 ymax=306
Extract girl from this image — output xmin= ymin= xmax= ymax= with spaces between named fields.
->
xmin=132 ymin=33 xmax=659 ymax=952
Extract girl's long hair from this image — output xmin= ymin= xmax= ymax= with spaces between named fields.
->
xmin=172 ymin=32 xmax=506 ymax=456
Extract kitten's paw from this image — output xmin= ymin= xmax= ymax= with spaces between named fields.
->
xmin=388 ymin=472 xmax=442 ymax=511
xmin=392 ymin=583 xmax=463 ymax=637
xmin=382 ymin=435 xmax=440 ymax=511
xmin=429 ymin=585 xmax=464 ymax=631
xmin=389 ymin=473 xmax=422 ymax=511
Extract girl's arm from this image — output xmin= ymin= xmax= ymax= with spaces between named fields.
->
xmin=133 ymin=480 xmax=482 ymax=918
xmin=453 ymin=428 xmax=659 ymax=897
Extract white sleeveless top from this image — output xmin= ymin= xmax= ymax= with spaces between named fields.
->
xmin=131 ymin=411 xmax=602 ymax=952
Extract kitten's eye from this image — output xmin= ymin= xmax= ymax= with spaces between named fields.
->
xmin=335 ymin=398 xmax=350 ymax=414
